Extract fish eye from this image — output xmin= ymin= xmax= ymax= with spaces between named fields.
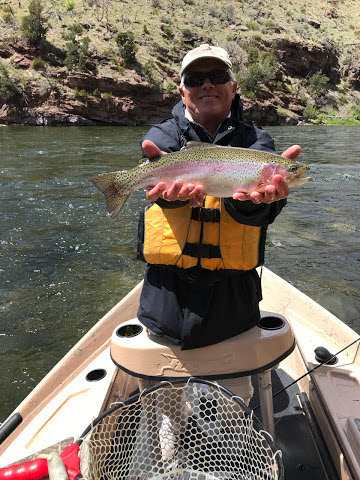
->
xmin=288 ymin=164 xmax=298 ymax=172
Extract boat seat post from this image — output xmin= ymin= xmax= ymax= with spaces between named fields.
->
xmin=257 ymin=369 xmax=275 ymax=439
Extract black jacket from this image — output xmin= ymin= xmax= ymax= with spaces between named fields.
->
xmin=137 ymin=96 xmax=286 ymax=350
xmin=140 ymin=95 xmax=287 ymax=227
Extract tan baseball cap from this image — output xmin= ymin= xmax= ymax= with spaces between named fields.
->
xmin=180 ymin=44 xmax=232 ymax=76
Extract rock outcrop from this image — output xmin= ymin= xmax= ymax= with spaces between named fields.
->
xmin=0 ymin=38 xmax=346 ymax=126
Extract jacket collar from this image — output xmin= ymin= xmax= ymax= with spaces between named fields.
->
xmin=171 ymin=94 xmax=244 ymax=140
xmin=171 ymin=94 xmax=243 ymax=130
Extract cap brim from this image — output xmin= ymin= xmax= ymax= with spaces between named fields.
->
xmin=181 ymin=55 xmax=232 ymax=76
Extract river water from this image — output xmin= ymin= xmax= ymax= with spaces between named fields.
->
xmin=0 ymin=125 xmax=359 ymax=422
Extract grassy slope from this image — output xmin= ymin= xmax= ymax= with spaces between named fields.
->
xmin=1 ymin=0 xmax=360 ymax=123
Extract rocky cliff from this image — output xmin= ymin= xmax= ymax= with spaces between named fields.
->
xmin=1 ymin=0 xmax=359 ymax=126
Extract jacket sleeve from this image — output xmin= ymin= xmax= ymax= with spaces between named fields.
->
xmin=224 ymin=198 xmax=287 ymax=226
xmin=225 ymin=123 xmax=287 ymax=226
xmin=240 ymin=123 xmax=276 ymax=152
xmin=141 ymin=120 xmax=183 ymax=155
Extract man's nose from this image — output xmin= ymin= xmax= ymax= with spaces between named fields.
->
xmin=202 ymin=76 xmax=215 ymax=87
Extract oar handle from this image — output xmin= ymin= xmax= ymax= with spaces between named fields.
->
xmin=0 ymin=458 xmax=48 ymax=480
xmin=0 ymin=442 xmax=82 ymax=480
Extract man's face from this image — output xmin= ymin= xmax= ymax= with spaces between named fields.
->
xmin=179 ymin=58 xmax=237 ymax=128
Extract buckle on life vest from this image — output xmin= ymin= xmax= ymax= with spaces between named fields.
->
xmin=183 ymin=243 xmax=222 ymax=258
xmin=191 ymin=208 xmax=220 ymax=223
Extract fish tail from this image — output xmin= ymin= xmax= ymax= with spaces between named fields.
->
xmin=90 ymin=172 xmax=130 ymax=218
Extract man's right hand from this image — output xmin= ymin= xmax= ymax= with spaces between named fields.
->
xmin=142 ymin=140 xmax=205 ymax=206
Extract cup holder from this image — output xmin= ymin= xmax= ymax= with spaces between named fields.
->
xmin=86 ymin=368 xmax=107 ymax=382
xmin=258 ymin=315 xmax=285 ymax=330
xmin=116 ymin=323 xmax=143 ymax=338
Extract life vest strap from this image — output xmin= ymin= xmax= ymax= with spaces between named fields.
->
xmin=191 ymin=207 xmax=220 ymax=223
xmin=183 ymin=243 xmax=222 ymax=259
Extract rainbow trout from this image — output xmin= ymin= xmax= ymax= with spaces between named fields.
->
xmin=90 ymin=142 xmax=310 ymax=218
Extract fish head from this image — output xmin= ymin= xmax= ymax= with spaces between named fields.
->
xmin=259 ymin=161 xmax=311 ymax=189
xmin=284 ymin=162 xmax=311 ymax=187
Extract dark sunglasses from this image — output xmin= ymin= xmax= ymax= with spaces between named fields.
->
xmin=183 ymin=69 xmax=231 ymax=87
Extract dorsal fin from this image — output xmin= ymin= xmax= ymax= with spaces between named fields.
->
xmin=180 ymin=141 xmax=217 ymax=151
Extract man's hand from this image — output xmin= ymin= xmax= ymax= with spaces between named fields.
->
xmin=142 ymin=140 xmax=205 ymax=206
xmin=233 ymin=145 xmax=301 ymax=204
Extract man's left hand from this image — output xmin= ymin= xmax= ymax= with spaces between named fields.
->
xmin=233 ymin=145 xmax=301 ymax=204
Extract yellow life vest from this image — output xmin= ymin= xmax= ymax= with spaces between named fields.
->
xmin=142 ymin=196 xmax=262 ymax=271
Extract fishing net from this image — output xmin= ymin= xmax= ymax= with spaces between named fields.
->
xmin=79 ymin=378 xmax=283 ymax=480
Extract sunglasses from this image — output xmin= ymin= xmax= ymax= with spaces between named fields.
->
xmin=183 ymin=69 xmax=231 ymax=87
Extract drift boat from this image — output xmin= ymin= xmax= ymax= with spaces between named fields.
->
xmin=0 ymin=267 xmax=359 ymax=480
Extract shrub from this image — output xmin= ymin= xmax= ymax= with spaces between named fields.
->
xmin=246 ymin=21 xmax=260 ymax=31
xmin=236 ymin=48 xmax=277 ymax=96
xmin=92 ymin=88 xmax=101 ymax=97
xmin=307 ymin=72 xmax=329 ymax=98
xmin=226 ymin=42 xmax=247 ymax=72
xmin=65 ymin=0 xmax=75 ymax=11
xmin=102 ymin=92 xmax=112 ymax=102
xmin=165 ymin=81 xmax=178 ymax=94
xmin=65 ymin=36 xmax=90 ymax=71
xmin=0 ymin=64 xmax=21 ymax=102
xmin=115 ymin=31 xmax=136 ymax=67
xmin=2 ymin=6 xmax=14 ymax=24
xmin=143 ymin=59 xmax=158 ymax=85
xmin=349 ymin=104 xmax=360 ymax=120
xmin=21 ymin=0 xmax=48 ymax=47
xmin=161 ymin=25 xmax=174 ymax=38
xmin=32 ymin=58 xmax=45 ymax=70
xmin=303 ymin=104 xmax=319 ymax=120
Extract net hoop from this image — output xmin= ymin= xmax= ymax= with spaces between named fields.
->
xmin=78 ymin=377 xmax=284 ymax=480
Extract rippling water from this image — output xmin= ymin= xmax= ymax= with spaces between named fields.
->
xmin=0 ymin=125 xmax=359 ymax=422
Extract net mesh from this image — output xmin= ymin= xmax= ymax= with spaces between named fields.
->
xmin=79 ymin=380 xmax=283 ymax=480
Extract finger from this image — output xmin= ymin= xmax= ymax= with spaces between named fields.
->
xmin=142 ymin=140 xmax=164 ymax=159
xmin=263 ymin=185 xmax=277 ymax=203
xmin=233 ymin=192 xmax=249 ymax=201
xmin=178 ymin=183 xmax=195 ymax=198
xmin=272 ymin=175 xmax=289 ymax=198
xmin=186 ymin=184 xmax=205 ymax=198
xmin=281 ymin=144 xmax=301 ymax=159
xmin=146 ymin=182 xmax=166 ymax=201
xmin=163 ymin=180 xmax=183 ymax=200
xmin=249 ymin=191 xmax=263 ymax=203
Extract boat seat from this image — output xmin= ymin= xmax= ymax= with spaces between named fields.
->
xmin=110 ymin=311 xmax=295 ymax=381
xmin=110 ymin=312 xmax=295 ymax=439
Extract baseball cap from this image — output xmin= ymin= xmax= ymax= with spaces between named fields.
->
xmin=180 ymin=44 xmax=232 ymax=76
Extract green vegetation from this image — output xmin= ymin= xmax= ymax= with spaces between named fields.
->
xmin=63 ymin=23 xmax=90 ymax=71
xmin=303 ymin=104 xmax=320 ymax=120
xmin=236 ymin=47 xmax=277 ymax=98
xmin=0 ymin=0 xmax=359 ymax=125
xmin=0 ymin=64 xmax=21 ymax=102
xmin=32 ymin=58 xmax=45 ymax=70
xmin=21 ymin=0 xmax=48 ymax=47
xmin=65 ymin=0 xmax=75 ymax=11
xmin=307 ymin=72 xmax=329 ymax=100
xmin=115 ymin=31 xmax=137 ymax=67
xmin=143 ymin=59 xmax=158 ymax=85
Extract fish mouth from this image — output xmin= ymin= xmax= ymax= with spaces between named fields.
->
xmin=287 ymin=167 xmax=311 ymax=187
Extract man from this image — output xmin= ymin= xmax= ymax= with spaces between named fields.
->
xmin=137 ymin=44 xmax=300 ymax=405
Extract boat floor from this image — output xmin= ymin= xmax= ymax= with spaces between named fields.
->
xmin=250 ymin=369 xmax=329 ymax=480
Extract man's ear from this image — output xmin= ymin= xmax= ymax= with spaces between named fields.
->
xmin=232 ymin=82 xmax=237 ymax=98
xmin=179 ymin=85 xmax=185 ymax=102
